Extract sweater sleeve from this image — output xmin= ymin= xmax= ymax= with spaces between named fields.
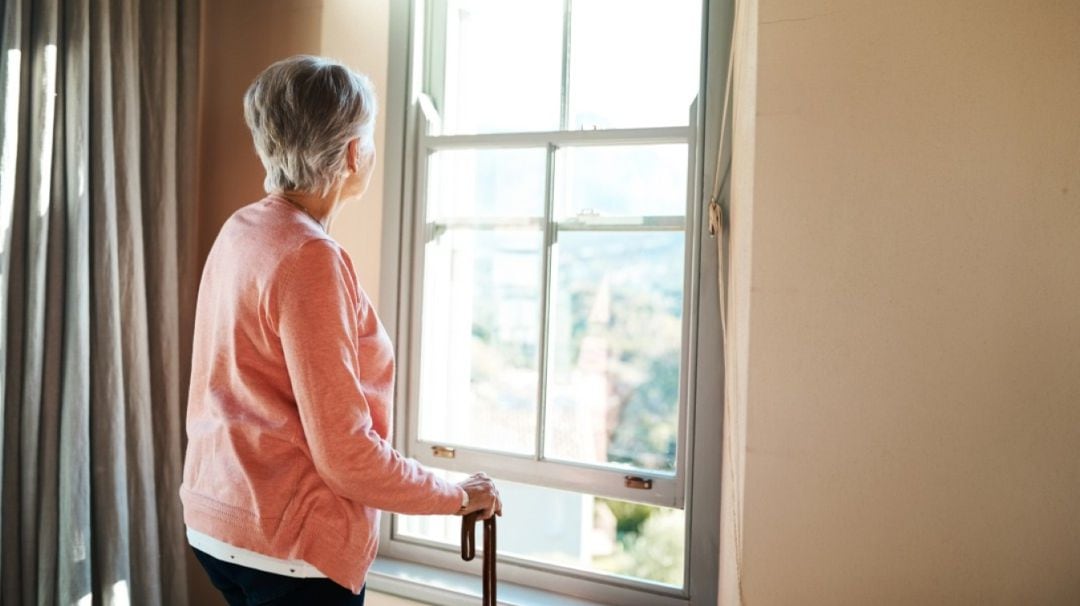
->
xmin=274 ymin=238 xmax=464 ymax=515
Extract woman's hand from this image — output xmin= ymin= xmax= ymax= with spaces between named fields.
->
xmin=457 ymin=473 xmax=502 ymax=519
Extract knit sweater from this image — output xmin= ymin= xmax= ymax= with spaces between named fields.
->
xmin=180 ymin=195 xmax=464 ymax=594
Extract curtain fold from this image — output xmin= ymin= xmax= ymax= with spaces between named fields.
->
xmin=0 ymin=0 xmax=198 ymax=604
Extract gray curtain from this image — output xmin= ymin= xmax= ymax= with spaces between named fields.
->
xmin=0 ymin=0 xmax=198 ymax=604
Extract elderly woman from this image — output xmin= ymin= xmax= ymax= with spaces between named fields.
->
xmin=180 ymin=55 xmax=501 ymax=605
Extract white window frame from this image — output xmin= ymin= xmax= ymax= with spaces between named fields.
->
xmin=376 ymin=1 xmax=732 ymax=604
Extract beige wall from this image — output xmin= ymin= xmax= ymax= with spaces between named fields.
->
xmin=197 ymin=0 xmax=321 ymax=266
xmin=197 ymin=0 xmax=387 ymax=304
xmin=733 ymin=1 xmax=1080 ymax=603
xmin=193 ymin=1 xmax=418 ymax=604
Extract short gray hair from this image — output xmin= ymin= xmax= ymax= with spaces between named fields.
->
xmin=243 ymin=55 xmax=377 ymax=196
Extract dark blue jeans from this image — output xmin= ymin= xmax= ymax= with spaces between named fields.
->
xmin=193 ymin=547 xmax=366 ymax=606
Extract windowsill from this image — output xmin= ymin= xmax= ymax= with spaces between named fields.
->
xmin=368 ymin=557 xmax=606 ymax=606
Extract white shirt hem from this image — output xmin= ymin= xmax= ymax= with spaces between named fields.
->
xmin=186 ymin=527 xmax=328 ymax=579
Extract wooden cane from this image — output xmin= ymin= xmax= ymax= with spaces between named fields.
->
xmin=461 ymin=511 xmax=496 ymax=606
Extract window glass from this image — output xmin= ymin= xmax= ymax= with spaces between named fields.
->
xmin=544 ymin=231 xmax=684 ymax=471
xmin=397 ymin=470 xmax=686 ymax=587
xmin=556 ymin=144 xmax=688 ymax=219
xmin=427 ymin=148 xmax=546 ymax=220
xmin=567 ymin=0 xmax=702 ymax=129
xmin=418 ymin=229 xmax=543 ymax=455
xmin=436 ymin=0 xmax=563 ymax=134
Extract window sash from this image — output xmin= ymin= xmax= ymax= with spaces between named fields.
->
xmin=403 ymin=97 xmax=697 ymax=508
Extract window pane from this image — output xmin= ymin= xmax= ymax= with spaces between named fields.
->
xmin=427 ymin=148 xmax=546 ymax=220
xmin=568 ymin=0 xmax=702 ymax=129
xmin=436 ymin=0 xmax=562 ymax=134
xmin=418 ymin=229 xmax=542 ymax=455
xmin=397 ymin=471 xmax=686 ymax=587
xmin=556 ymin=145 xmax=688 ymax=219
xmin=544 ymin=231 xmax=684 ymax=472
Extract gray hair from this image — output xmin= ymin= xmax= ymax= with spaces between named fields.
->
xmin=243 ymin=55 xmax=377 ymax=196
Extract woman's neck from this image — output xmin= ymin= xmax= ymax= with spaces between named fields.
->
xmin=278 ymin=188 xmax=341 ymax=232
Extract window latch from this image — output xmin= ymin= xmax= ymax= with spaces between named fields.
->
xmin=432 ymin=445 xmax=456 ymax=459
xmin=624 ymin=476 xmax=653 ymax=490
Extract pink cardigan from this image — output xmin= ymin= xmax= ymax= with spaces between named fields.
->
xmin=180 ymin=195 xmax=463 ymax=593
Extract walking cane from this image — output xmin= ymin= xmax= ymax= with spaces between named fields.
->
xmin=461 ymin=511 xmax=496 ymax=605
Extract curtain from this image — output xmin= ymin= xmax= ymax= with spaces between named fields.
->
xmin=0 ymin=0 xmax=198 ymax=604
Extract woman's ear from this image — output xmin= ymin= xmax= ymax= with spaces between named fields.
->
xmin=346 ymin=138 xmax=362 ymax=173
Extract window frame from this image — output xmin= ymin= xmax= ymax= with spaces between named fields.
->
xmin=408 ymin=0 xmax=702 ymax=510
xmin=377 ymin=0 xmax=732 ymax=603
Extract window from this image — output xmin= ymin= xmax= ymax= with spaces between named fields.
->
xmin=379 ymin=1 xmax=727 ymax=604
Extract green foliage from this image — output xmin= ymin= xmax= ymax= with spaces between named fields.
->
xmin=615 ymin=510 xmax=685 ymax=586
xmin=594 ymin=504 xmax=685 ymax=587
xmin=599 ymin=498 xmax=655 ymax=537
